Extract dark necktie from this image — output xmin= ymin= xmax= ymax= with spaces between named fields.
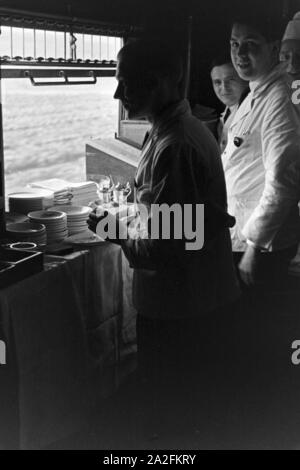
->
xmin=223 ymin=107 xmax=231 ymax=124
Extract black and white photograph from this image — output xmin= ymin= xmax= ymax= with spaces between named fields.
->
xmin=0 ymin=0 xmax=300 ymax=453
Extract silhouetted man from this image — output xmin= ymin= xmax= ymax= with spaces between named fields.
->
xmin=89 ymin=38 xmax=239 ymax=437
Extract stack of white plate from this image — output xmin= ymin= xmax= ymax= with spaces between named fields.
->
xmin=49 ymin=205 xmax=91 ymax=236
xmin=29 ymin=179 xmax=98 ymax=206
xmin=8 ymin=189 xmax=54 ymax=214
xmin=28 ymin=210 xmax=68 ymax=244
xmin=6 ymin=222 xmax=47 ymax=246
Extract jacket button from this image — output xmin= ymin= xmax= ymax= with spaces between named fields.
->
xmin=234 ymin=137 xmax=243 ymax=147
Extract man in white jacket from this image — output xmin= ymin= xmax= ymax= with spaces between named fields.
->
xmin=280 ymin=12 xmax=300 ymax=81
xmin=210 ymin=54 xmax=249 ymax=152
xmin=224 ymin=15 xmax=300 ymax=286
xmin=280 ymin=12 xmax=300 ymax=272
xmin=222 ymin=16 xmax=300 ymax=390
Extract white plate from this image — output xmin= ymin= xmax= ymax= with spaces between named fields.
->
xmin=28 ymin=210 xmax=67 ymax=221
xmin=66 ymin=217 xmax=90 ymax=223
xmin=46 ymin=230 xmax=68 ymax=236
xmin=65 ymin=229 xmax=105 ymax=246
xmin=49 ymin=205 xmax=92 ymax=217
xmin=41 ymin=221 xmax=67 ymax=227
xmin=8 ymin=188 xmax=54 ymax=200
xmin=68 ymin=228 xmax=88 ymax=235
xmin=67 ymin=221 xmax=88 ymax=226
xmin=6 ymin=222 xmax=46 ymax=233
xmin=36 ymin=223 xmax=67 ymax=229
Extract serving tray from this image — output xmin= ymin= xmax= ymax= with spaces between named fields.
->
xmin=0 ymin=247 xmax=43 ymax=289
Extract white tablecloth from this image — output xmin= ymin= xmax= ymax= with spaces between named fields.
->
xmin=0 ymin=243 xmax=136 ymax=449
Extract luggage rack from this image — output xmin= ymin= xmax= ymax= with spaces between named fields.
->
xmin=0 ymin=20 xmax=119 ymax=83
xmin=0 ymin=56 xmax=117 ymax=83
xmin=0 ymin=56 xmax=117 ymax=67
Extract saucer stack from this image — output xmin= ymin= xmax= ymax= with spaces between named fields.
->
xmin=8 ymin=189 xmax=54 ymax=214
xmin=6 ymin=222 xmax=47 ymax=246
xmin=28 ymin=210 xmax=68 ymax=244
xmin=49 ymin=205 xmax=91 ymax=236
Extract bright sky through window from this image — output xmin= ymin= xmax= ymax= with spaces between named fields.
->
xmin=0 ymin=26 xmax=122 ymax=60
xmin=0 ymin=26 xmax=122 ymax=194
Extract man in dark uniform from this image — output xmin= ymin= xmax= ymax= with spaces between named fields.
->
xmin=89 ymin=39 xmax=239 ymax=437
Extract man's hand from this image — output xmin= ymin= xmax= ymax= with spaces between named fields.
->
xmin=238 ymin=245 xmax=261 ymax=285
xmin=87 ymin=208 xmax=107 ymax=234
xmin=87 ymin=208 xmax=128 ymax=241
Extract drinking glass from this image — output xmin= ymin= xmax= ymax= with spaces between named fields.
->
xmin=88 ymin=174 xmax=113 ymax=206
xmin=113 ymin=182 xmax=132 ymax=205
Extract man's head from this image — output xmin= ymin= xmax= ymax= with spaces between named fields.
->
xmin=230 ymin=16 xmax=283 ymax=82
xmin=114 ymin=39 xmax=183 ymax=120
xmin=280 ymin=12 xmax=300 ymax=78
xmin=210 ymin=55 xmax=248 ymax=107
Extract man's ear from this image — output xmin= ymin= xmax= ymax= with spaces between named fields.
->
xmin=143 ymin=75 xmax=159 ymax=91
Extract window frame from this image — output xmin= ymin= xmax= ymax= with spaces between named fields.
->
xmin=0 ymin=12 xmax=133 ymax=235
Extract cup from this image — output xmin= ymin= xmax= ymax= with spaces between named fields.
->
xmin=113 ymin=182 xmax=131 ymax=205
xmin=98 ymin=187 xmax=112 ymax=205
xmin=89 ymin=174 xmax=113 ymax=206
xmin=9 ymin=242 xmax=38 ymax=251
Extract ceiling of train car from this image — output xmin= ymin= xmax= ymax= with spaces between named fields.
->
xmin=1 ymin=0 xmax=298 ymax=114
xmin=0 ymin=0 xmax=289 ymax=29
xmin=0 ymin=0 xmax=184 ymax=26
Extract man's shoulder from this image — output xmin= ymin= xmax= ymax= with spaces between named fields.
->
xmin=262 ymin=75 xmax=300 ymax=125
xmin=153 ymin=116 xmax=221 ymax=173
xmin=158 ymin=113 xmax=219 ymax=151
xmin=251 ymin=74 xmax=297 ymax=124
xmin=263 ymin=73 xmax=292 ymax=103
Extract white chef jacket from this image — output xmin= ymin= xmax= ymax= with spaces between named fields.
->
xmin=222 ymin=64 xmax=300 ymax=252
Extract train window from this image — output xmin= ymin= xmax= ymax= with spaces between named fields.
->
xmin=1 ymin=77 xmax=119 ymax=194
xmin=0 ymin=8 xmax=146 ymax=233
xmin=0 ymin=25 xmax=122 ymax=194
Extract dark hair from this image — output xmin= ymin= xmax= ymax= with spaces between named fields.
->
xmin=231 ymin=14 xmax=285 ymax=42
xmin=210 ymin=53 xmax=233 ymax=73
xmin=117 ymin=38 xmax=183 ymax=84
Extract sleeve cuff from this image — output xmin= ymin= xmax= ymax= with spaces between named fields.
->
xmin=246 ymin=239 xmax=266 ymax=251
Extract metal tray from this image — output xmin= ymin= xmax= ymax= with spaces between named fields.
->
xmin=0 ymin=247 xmax=44 ymax=289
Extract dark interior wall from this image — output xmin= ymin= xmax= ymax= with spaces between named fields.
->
xmin=1 ymin=0 xmax=293 ymax=30
xmin=188 ymin=0 xmax=289 ymax=110
xmin=0 ymin=0 xmax=296 ymax=32
xmin=0 ymin=0 xmax=188 ymax=27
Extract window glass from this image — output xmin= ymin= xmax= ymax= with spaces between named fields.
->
xmin=0 ymin=26 xmax=11 ymax=56
xmin=0 ymin=26 xmax=122 ymax=194
xmin=23 ymin=29 xmax=35 ymax=58
xmin=35 ymin=29 xmax=46 ymax=58
xmin=1 ymin=77 xmax=118 ymax=194
xmin=11 ymin=28 xmax=23 ymax=57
